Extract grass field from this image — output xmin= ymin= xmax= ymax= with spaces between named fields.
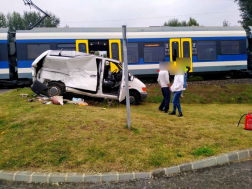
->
xmin=0 ymin=83 xmax=251 ymax=174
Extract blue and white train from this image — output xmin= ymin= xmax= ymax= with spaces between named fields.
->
xmin=0 ymin=26 xmax=251 ymax=85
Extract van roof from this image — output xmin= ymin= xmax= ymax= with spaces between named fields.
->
xmin=48 ymin=50 xmax=94 ymax=58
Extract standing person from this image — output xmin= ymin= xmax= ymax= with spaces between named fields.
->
xmin=169 ymin=74 xmax=184 ymax=117
xmin=157 ymin=68 xmax=171 ymax=113
xmin=181 ymin=67 xmax=188 ymax=98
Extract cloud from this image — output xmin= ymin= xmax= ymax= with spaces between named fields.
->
xmin=1 ymin=0 xmax=241 ymax=27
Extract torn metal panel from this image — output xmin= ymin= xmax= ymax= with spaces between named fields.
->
xmin=32 ymin=51 xmax=98 ymax=92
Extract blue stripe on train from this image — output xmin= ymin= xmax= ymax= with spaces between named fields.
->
xmin=17 ymin=54 xmax=247 ymax=69
xmin=17 ymin=60 xmax=34 ymax=68
xmin=0 ymin=61 xmax=9 ymax=68
xmin=16 ymin=36 xmax=246 ymax=44
xmin=0 ymin=40 xmax=8 ymax=44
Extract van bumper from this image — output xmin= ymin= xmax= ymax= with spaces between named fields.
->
xmin=140 ymin=92 xmax=147 ymax=101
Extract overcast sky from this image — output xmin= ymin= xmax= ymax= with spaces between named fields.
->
xmin=1 ymin=0 xmax=242 ymax=27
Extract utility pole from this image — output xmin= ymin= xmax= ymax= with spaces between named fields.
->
xmin=122 ymin=25 xmax=131 ymax=129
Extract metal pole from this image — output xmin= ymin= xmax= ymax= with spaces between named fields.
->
xmin=122 ymin=25 xmax=131 ymax=129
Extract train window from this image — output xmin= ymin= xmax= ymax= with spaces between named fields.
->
xmin=78 ymin=43 xmax=86 ymax=53
xmin=183 ymin=41 xmax=190 ymax=57
xmin=111 ymin=43 xmax=119 ymax=60
xmin=121 ymin=43 xmax=139 ymax=63
xmin=197 ymin=41 xmax=217 ymax=61
xmin=27 ymin=44 xmax=50 ymax=60
xmin=57 ymin=43 xmax=76 ymax=51
xmin=144 ymin=42 xmax=165 ymax=63
xmin=221 ymin=41 xmax=239 ymax=54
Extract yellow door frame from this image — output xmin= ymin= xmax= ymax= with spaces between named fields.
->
xmin=181 ymin=38 xmax=193 ymax=72
xmin=109 ymin=39 xmax=122 ymax=62
xmin=169 ymin=38 xmax=181 ymax=66
xmin=76 ymin=40 xmax=89 ymax=53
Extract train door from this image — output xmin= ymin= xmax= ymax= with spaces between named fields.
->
xmin=109 ymin=39 xmax=122 ymax=62
xmin=181 ymin=38 xmax=193 ymax=72
xmin=170 ymin=38 xmax=192 ymax=72
xmin=76 ymin=40 xmax=89 ymax=53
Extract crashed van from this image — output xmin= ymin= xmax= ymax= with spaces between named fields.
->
xmin=31 ymin=50 xmax=147 ymax=104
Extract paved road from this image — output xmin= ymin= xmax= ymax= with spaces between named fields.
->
xmin=0 ymin=160 xmax=251 ymax=189
xmin=0 ymin=89 xmax=13 ymax=95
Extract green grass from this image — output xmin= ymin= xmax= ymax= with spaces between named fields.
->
xmin=146 ymin=83 xmax=252 ymax=104
xmin=0 ymin=85 xmax=251 ymax=173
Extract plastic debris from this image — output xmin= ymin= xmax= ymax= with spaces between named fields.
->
xmin=100 ymin=108 xmax=106 ymax=110
xmin=78 ymin=102 xmax=88 ymax=106
xmin=31 ymin=105 xmax=35 ymax=108
xmin=43 ymin=101 xmax=51 ymax=105
xmin=52 ymin=96 xmax=64 ymax=105
xmin=20 ymin=94 xmax=28 ymax=97
xmin=28 ymin=99 xmax=34 ymax=102
xmin=1 ymin=131 xmax=5 ymax=135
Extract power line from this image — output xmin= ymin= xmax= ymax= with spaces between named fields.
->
xmin=61 ymin=10 xmax=239 ymax=24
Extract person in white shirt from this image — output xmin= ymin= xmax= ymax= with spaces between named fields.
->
xmin=169 ymin=74 xmax=184 ymax=117
xmin=157 ymin=66 xmax=171 ymax=113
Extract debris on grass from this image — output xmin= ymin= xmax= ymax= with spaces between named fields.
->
xmin=20 ymin=94 xmax=28 ymax=97
xmin=1 ymin=131 xmax=5 ymax=135
xmin=52 ymin=96 xmax=63 ymax=105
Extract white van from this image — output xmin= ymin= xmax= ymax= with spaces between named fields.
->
xmin=31 ymin=50 xmax=147 ymax=104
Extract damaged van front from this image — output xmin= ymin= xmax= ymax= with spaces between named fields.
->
xmin=31 ymin=50 xmax=147 ymax=105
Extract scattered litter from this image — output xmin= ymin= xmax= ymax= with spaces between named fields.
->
xmin=28 ymin=99 xmax=34 ymax=102
xmin=1 ymin=131 xmax=5 ymax=135
xmin=72 ymin=97 xmax=83 ymax=103
xmin=52 ymin=96 xmax=64 ymax=105
xmin=43 ymin=101 xmax=51 ymax=105
xmin=20 ymin=94 xmax=28 ymax=97
xmin=31 ymin=105 xmax=35 ymax=108
xmin=78 ymin=102 xmax=88 ymax=106
xmin=100 ymin=108 xmax=106 ymax=110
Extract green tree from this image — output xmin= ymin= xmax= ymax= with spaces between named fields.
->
xmin=235 ymin=0 xmax=252 ymax=29
xmin=7 ymin=12 xmax=25 ymax=31
xmin=0 ymin=13 xmax=7 ymax=28
xmin=6 ymin=11 xmax=60 ymax=31
xmin=39 ymin=12 xmax=60 ymax=27
xmin=188 ymin=17 xmax=199 ymax=26
xmin=163 ymin=17 xmax=200 ymax=26
xmin=164 ymin=19 xmax=182 ymax=26
xmin=223 ymin=20 xmax=229 ymax=26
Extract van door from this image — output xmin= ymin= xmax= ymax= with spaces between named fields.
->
xmin=76 ymin=40 xmax=89 ymax=53
xmin=109 ymin=39 xmax=122 ymax=62
xmin=118 ymin=62 xmax=126 ymax=102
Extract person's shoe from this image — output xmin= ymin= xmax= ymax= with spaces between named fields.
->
xmin=159 ymin=108 xmax=164 ymax=111
xmin=178 ymin=112 xmax=183 ymax=117
xmin=169 ymin=111 xmax=176 ymax=115
xmin=164 ymin=110 xmax=169 ymax=113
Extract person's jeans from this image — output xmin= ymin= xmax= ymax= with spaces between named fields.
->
xmin=159 ymin=87 xmax=170 ymax=111
xmin=172 ymin=91 xmax=182 ymax=113
xmin=184 ymin=73 xmax=187 ymax=89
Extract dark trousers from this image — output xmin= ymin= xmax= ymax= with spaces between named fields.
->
xmin=159 ymin=87 xmax=170 ymax=111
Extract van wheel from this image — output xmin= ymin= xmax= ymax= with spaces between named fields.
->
xmin=129 ymin=91 xmax=139 ymax=105
xmin=46 ymin=82 xmax=64 ymax=97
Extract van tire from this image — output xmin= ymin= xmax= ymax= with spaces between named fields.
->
xmin=45 ymin=82 xmax=64 ymax=97
xmin=129 ymin=91 xmax=139 ymax=105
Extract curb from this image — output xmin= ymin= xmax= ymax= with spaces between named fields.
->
xmin=0 ymin=148 xmax=251 ymax=183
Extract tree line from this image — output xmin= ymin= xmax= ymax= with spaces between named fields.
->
xmin=0 ymin=11 xmax=60 ymax=31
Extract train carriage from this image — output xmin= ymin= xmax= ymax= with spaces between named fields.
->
xmin=5 ymin=26 xmax=250 ymax=83
xmin=0 ymin=28 xmax=9 ymax=80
